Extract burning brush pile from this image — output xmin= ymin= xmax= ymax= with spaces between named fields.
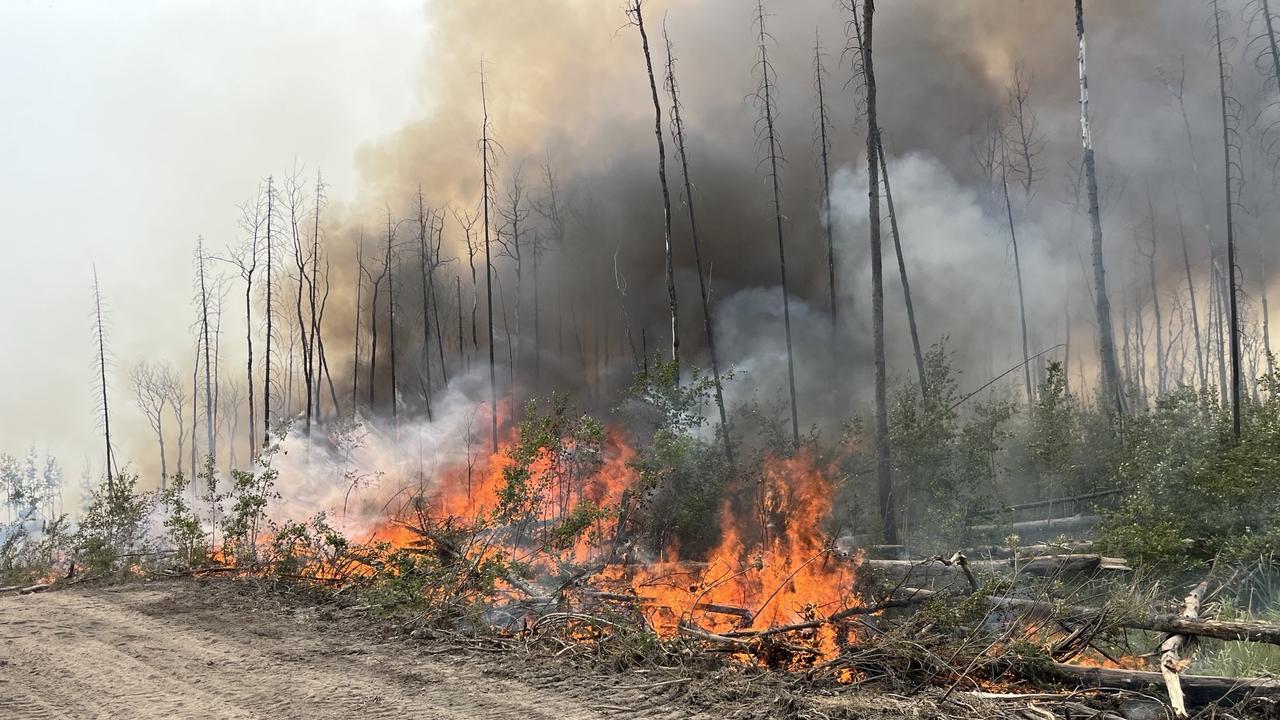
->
xmin=132 ymin=390 xmax=1276 ymax=719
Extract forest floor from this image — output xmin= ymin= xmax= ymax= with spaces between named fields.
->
xmin=0 ymin=577 xmax=968 ymax=720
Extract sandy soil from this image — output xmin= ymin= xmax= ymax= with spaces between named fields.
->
xmin=0 ymin=578 xmax=972 ymax=720
xmin=0 ymin=579 xmax=732 ymax=720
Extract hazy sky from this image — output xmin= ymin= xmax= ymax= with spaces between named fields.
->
xmin=0 ymin=1 xmax=429 ymax=473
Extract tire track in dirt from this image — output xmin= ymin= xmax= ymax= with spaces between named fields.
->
xmin=0 ymin=581 xmax=714 ymax=720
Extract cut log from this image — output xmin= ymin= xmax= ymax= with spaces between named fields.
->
xmin=897 ymin=587 xmax=1280 ymax=646
xmin=1046 ymin=662 xmax=1280 ymax=706
xmin=861 ymin=553 xmax=1127 ymax=581
xmin=1160 ymin=580 xmax=1209 ymax=717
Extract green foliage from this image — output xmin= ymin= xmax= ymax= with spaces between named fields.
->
xmin=75 ymin=471 xmax=155 ymax=575
xmin=495 ymin=394 xmax=605 ymax=539
xmin=623 ymin=359 xmax=734 ymax=557
xmin=888 ymin=342 xmax=1014 ymax=546
xmin=1098 ymin=378 xmax=1280 ymax=569
xmin=220 ymin=452 xmax=280 ymax=565
xmin=159 ymin=470 xmax=208 ymax=568
xmin=267 ymin=512 xmax=351 ymax=579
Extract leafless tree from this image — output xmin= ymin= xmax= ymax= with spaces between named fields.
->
xmin=1075 ymin=0 xmax=1124 ymax=415
xmin=1212 ymin=0 xmax=1244 ymax=437
xmin=194 ymin=237 xmax=217 ymax=464
xmin=1140 ymin=189 xmax=1166 ymax=396
xmin=664 ymin=21 xmax=733 ymax=465
xmin=130 ymin=361 xmax=170 ymax=483
xmin=352 ymin=228 xmax=365 ymax=409
xmin=849 ymin=7 xmax=926 ymax=395
xmin=753 ymin=0 xmax=800 ymax=446
xmin=91 ymin=266 xmax=116 ymax=492
xmin=263 ymin=175 xmax=278 ymax=446
xmin=855 ymin=0 xmax=896 ymax=545
xmin=480 ymin=67 xmax=500 ymax=454
xmin=627 ymin=0 xmax=679 ymax=369
xmin=813 ymin=34 xmax=839 ymax=331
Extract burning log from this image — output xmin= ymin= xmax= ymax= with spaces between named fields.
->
xmin=1159 ymin=580 xmax=1209 ymax=717
xmin=694 ymin=602 xmax=754 ymax=623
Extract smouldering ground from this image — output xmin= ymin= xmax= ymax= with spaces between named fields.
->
xmin=0 ymin=578 xmax=988 ymax=719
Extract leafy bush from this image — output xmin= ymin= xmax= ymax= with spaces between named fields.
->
xmin=75 ymin=471 xmax=155 ymax=575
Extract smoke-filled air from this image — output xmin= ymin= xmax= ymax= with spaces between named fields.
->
xmin=5 ymin=1 xmax=1280 ymax=717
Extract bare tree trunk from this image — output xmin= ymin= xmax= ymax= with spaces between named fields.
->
xmin=1175 ymin=193 xmax=1207 ymax=391
xmin=481 ymin=71 xmax=499 ymax=454
xmin=384 ymin=209 xmax=399 ymax=431
xmin=92 ymin=267 xmax=115 ymax=492
xmin=196 ymin=239 xmax=216 ymax=464
xmin=1000 ymin=150 xmax=1034 ymax=411
xmin=1145 ymin=190 xmax=1166 ymax=397
xmin=815 ymin=38 xmax=840 ymax=333
xmin=263 ymin=176 xmax=275 ymax=446
xmin=1213 ymin=0 xmax=1243 ymax=437
xmin=416 ymin=190 xmax=435 ymax=421
xmin=628 ymin=0 xmax=679 ymax=369
xmin=1076 ymin=0 xmax=1123 ymax=415
xmin=352 ymin=230 xmax=363 ymax=411
xmin=664 ymin=24 xmax=733 ymax=465
xmin=878 ymin=148 xmax=927 ymax=396
xmin=861 ymin=0 xmax=896 ymax=545
xmin=755 ymin=1 xmax=800 ymax=445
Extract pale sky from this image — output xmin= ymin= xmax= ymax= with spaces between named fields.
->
xmin=0 ymin=1 xmax=430 ymax=475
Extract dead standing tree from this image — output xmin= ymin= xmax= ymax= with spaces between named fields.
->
xmin=480 ymin=67 xmax=500 ymax=454
xmin=754 ymin=0 xmax=800 ymax=446
xmin=227 ymin=188 xmax=264 ymax=460
xmin=857 ymin=0 xmax=897 ymax=545
xmin=1075 ymin=0 xmax=1124 ymax=415
xmin=130 ymin=362 xmax=170 ymax=483
xmin=663 ymin=22 xmax=734 ymax=466
xmin=813 ymin=35 xmax=839 ymax=333
xmin=627 ymin=0 xmax=679 ymax=369
xmin=194 ymin=238 xmax=217 ymax=465
xmin=1212 ymin=0 xmax=1244 ymax=438
xmin=848 ymin=6 xmax=926 ymax=396
xmin=91 ymin=266 xmax=116 ymax=493
xmin=263 ymin=175 xmax=278 ymax=447
xmin=415 ymin=189 xmax=439 ymax=421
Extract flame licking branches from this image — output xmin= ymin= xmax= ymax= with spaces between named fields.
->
xmin=334 ymin=421 xmax=861 ymax=665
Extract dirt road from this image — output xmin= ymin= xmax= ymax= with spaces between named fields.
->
xmin=0 ymin=579 xmax=731 ymax=720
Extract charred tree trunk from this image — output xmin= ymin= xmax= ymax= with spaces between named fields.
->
xmin=196 ymin=239 xmax=216 ymax=464
xmin=815 ymin=38 xmax=840 ymax=333
xmin=481 ymin=71 xmax=499 ymax=454
xmin=1213 ymin=0 xmax=1243 ymax=438
xmin=384 ymin=210 xmax=399 ymax=431
xmin=416 ymin=190 xmax=435 ymax=422
xmin=92 ymin=267 xmax=115 ymax=492
xmin=1000 ymin=150 xmax=1034 ymax=412
xmin=1145 ymin=190 xmax=1166 ymax=397
xmin=879 ymin=147 xmax=927 ymax=396
xmin=1076 ymin=0 xmax=1123 ymax=415
xmin=861 ymin=0 xmax=897 ymax=545
xmin=755 ymin=1 xmax=800 ymax=445
xmin=1175 ymin=193 xmax=1207 ymax=391
xmin=263 ymin=176 xmax=275 ymax=446
xmin=664 ymin=24 xmax=734 ymax=466
xmin=628 ymin=0 xmax=679 ymax=369
xmin=352 ymin=230 xmax=363 ymax=411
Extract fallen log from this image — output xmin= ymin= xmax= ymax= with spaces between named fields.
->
xmin=1046 ymin=661 xmax=1280 ymax=706
xmin=694 ymin=602 xmax=753 ymax=622
xmin=977 ymin=541 xmax=1094 ymax=560
xmin=897 ymin=587 xmax=1280 ymax=646
xmin=1160 ymin=580 xmax=1209 ymax=717
xmin=974 ymin=489 xmax=1123 ymax=517
xmin=970 ymin=514 xmax=1100 ymax=538
xmin=862 ymin=553 xmax=1128 ymax=580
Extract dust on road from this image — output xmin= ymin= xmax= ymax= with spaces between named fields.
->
xmin=0 ymin=579 xmax=714 ymax=720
